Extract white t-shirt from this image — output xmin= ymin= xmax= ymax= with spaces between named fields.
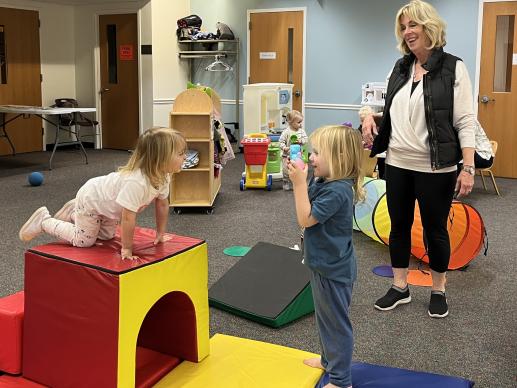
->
xmin=76 ymin=169 xmax=170 ymax=220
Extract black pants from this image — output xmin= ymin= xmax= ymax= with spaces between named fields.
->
xmin=475 ymin=153 xmax=493 ymax=169
xmin=385 ymin=165 xmax=456 ymax=273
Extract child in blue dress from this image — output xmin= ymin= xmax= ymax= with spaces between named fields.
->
xmin=288 ymin=125 xmax=365 ymax=388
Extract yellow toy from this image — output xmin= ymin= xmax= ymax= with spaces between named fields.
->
xmin=240 ymin=133 xmax=273 ymax=190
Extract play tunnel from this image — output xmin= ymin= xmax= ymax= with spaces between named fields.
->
xmin=353 ymin=178 xmax=486 ymax=270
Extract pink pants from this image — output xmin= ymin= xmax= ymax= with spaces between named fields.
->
xmin=42 ymin=206 xmax=118 ymax=248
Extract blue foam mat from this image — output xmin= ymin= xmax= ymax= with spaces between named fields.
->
xmin=315 ymin=361 xmax=474 ymax=388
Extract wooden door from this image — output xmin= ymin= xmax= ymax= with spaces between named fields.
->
xmin=0 ymin=7 xmax=42 ymax=155
xmin=99 ymin=14 xmax=139 ymax=150
xmin=478 ymin=2 xmax=517 ymax=178
xmin=249 ymin=11 xmax=304 ymax=112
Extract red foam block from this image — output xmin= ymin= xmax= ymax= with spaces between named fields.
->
xmin=0 ymin=375 xmax=47 ymax=387
xmin=29 ymin=227 xmax=204 ymax=275
xmin=0 ymin=291 xmax=24 ymax=374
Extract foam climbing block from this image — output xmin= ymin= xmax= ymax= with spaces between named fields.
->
xmin=22 ymin=227 xmax=209 ymax=388
xmin=316 ymin=362 xmax=474 ymax=387
xmin=154 ymin=334 xmax=323 ymax=387
xmin=209 ymin=242 xmax=314 ymax=327
xmin=0 ymin=375 xmax=47 ymax=387
xmin=134 ymin=346 xmax=181 ymax=387
xmin=0 ymin=291 xmax=24 ymax=374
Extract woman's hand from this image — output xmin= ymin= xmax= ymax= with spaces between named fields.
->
xmin=361 ymin=114 xmax=378 ymax=148
xmin=121 ymin=248 xmax=139 ymax=260
xmin=454 ymin=170 xmax=474 ymax=198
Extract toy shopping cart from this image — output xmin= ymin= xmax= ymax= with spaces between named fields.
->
xmin=240 ymin=133 xmax=272 ymax=191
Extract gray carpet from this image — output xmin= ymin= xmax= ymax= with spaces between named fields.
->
xmin=0 ymin=148 xmax=515 ymax=387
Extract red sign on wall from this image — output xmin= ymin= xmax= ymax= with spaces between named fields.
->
xmin=119 ymin=44 xmax=134 ymax=61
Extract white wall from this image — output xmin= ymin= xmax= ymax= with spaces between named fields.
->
xmin=0 ymin=0 xmax=76 ymax=147
xmin=151 ymin=0 xmax=190 ymax=127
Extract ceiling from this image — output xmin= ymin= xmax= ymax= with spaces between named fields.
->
xmin=34 ymin=0 xmax=143 ymax=5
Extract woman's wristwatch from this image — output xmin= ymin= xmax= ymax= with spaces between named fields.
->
xmin=462 ymin=165 xmax=475 ymax=176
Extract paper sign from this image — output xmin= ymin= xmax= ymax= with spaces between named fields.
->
xmin=513 ymin=53 xmax=517 ymax=65
xmin=259 ymin=52 xmax=276 ymax=60
xmin=119 ymin=45 xmax=134 ymax=61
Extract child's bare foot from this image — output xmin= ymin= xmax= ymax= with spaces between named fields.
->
xmin=323 ymin=384 xmax=340 ymax=388
xmin=303 ymin=357 xmax=324 ymax=369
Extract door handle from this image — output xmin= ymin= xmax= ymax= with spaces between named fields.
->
xmin=480 ymin=95 xmax=495 ymax=104
xmin=294 ymin=90 xmax=301 ymax=97
xmin=99 ymin=88 xmax=110 ymax=94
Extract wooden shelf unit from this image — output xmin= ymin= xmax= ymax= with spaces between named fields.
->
xmin=177 ymin=39 xmax=240 ymax=142
xmin=169 ymin=88 xmax=222 ymax=210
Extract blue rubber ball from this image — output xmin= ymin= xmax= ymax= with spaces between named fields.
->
xmin=28 ymin=172 xmax=44 ymax=186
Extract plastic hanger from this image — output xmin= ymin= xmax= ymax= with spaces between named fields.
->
xmin=205 ymin=55 xmax=233 ymax=72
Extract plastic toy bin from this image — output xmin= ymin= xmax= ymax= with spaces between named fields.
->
xmin=242 ymin=138 xmax=270 ymax=165
xmin=267 ymin=145 xmax=281 ymax=174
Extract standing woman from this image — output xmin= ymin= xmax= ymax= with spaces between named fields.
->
xmin=361 ymin=0 xmax=475 ymax=318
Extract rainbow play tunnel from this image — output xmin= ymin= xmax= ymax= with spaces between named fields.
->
xmin=353 ymin=178 xmax=486 ymax=270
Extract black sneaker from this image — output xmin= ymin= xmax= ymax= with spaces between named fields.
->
xmin=374 ymin=287 xmax=411 ymax=311
xmin=428 ymin=293 xmax=449 ymax=318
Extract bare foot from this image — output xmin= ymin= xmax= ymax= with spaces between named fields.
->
xmin=323 ymin=384 xmax=341 ymax=388
xmin=303 ymin=357 xmax=324 ymax=369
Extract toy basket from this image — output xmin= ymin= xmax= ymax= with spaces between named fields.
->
xmin=267 ymin=144 xmax=281 ymax=174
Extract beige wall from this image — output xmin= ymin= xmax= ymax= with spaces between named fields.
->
xmin=151 ymin=0 xmax=190 ymax=127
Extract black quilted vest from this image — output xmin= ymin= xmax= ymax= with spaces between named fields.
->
xmin=371 ymin=48 xmax=462 ymax=170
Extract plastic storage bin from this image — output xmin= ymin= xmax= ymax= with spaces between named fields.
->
xmin=267 ymin=144 xmax=281 ymax=174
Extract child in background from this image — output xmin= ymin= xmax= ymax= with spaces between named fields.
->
xmin=279 ymin=110 xmax=308 ymax=190
xmin=19 ymin=127 xmax=187 ymax=260
xmin=358 ymin=105 xmax=385 ymax=179
xmin=288 ymin=125 xmax=365 ymax=388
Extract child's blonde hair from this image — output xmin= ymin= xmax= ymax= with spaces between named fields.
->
xmin=309 ymin=125 xmax=365 ymax=203
xmin=358 ymin=105 xmax=374 ymax=123
xmin=119 ymin=127 xmax=186 ymax=188
xmin=286 ymin=110 xmax=303 ymax=125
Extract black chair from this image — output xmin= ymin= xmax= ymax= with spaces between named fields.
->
xmin=53 ymin=98 xmax=99 ymax=144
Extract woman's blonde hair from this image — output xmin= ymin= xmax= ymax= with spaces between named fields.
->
xmin=119 ymin=127 xmax=186 ymax=188
xmin=286 ymin=110 xmax=303 ymax=125
xmin=394 ymin=0 xmax=446 ymax=55
xmin=309 ymin=125 xmax=365 ymax=203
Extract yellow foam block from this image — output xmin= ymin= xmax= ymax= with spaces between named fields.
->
xmin=118 ymin=243 xmax=210 ymax=388
xmin=154 ymin=334 xmax=323 ymax=387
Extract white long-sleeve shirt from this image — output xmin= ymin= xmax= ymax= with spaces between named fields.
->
xmin=474 ymin=120 xmax=493 ymax=160
xmin=278 ymin=127 xmax=308 ymax=157
xmin=386 ymin=60 xmax=476 ymax=173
